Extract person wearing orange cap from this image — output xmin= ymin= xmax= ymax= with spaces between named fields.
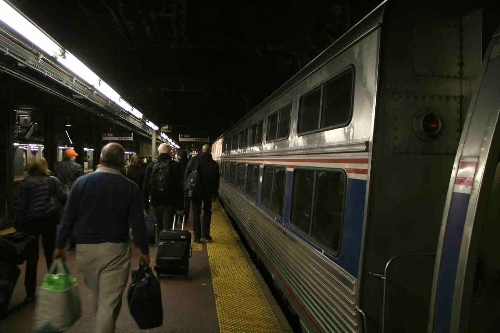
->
xmin=53 ymin=148 xmax=84 ymax=250
xmin=53 ymin=148 xmax=84 ymax=193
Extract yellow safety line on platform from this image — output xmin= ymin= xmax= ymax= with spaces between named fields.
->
xmin=0 ymin=227 xmax=15 ymax=236
xmin=207 ymin=202 xmax=283 ymax=333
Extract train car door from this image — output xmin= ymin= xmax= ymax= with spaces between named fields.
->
xmin=429 ymin=25 xmax=500 ymax=333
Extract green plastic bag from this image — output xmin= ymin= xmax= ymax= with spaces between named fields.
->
xmin=41 ymin=272 xmax=76 ymax=292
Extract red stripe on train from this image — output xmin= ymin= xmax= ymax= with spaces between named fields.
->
xmin=458 ymin=161 xmax=477 ymax=169
xmin=240 ymin=157 xmax=369 ymax=164
xmin=285 ymin=166 xmax=368 ymax=175
xmin=456 ymin=177 xmax=473 ymax=186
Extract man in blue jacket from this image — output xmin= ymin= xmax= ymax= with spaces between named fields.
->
xmin=185 ymin=144 xmax=220 ymax=244
xmin=53 ymin=143 xmax=150 ymax=333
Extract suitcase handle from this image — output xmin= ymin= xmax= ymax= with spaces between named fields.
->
xmin=172 ymin=215 xmax=186 ymax=231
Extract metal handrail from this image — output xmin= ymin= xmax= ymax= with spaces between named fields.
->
xmin=367 ymin=253 xmax=435 ymax=333
xmin=356 ymin=305 xmax=369 ymax=333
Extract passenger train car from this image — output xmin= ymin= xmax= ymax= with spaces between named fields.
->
xmin=212 ymin=1 xmax=500 ymax=332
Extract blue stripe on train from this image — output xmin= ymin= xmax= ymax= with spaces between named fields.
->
xmin=433 ymin=192 xmax=470 ymax=333
xmin=286 ymin=176 xmax=366 ymax=278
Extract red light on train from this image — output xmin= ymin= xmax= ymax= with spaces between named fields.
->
xmin=413 ymin=111 xmax=442 ymax=142
xmin=422 ymin=113 xmax=441 ymax=135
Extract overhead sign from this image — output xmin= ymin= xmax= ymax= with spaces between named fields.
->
xmin=102 ymin=132 xmax=134 ymax=141
xmin=179 ymin=134 xmax=209 ymax=143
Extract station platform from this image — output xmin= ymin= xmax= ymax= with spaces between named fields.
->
xmin=0 ymin=201 xmax=292 ymax=333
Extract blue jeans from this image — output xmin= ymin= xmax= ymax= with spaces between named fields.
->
xmin=191 ymin=194 xmax=212 ymax=240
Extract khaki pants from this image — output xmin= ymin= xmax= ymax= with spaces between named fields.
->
xmin=77 ymin=243 xmax=131 ymax=333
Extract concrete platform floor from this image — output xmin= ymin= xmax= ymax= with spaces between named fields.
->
xmin=0 ymin=201 xmax=292 ymax=333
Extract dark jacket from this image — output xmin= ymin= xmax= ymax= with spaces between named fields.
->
xmin=177 ymin=151 xmax=189 ymax=183
xmin=55 ymin=166 xmax=149 ymax=255
xmin=53 ymin=157 xmax=84 ymax=189
xmin=142 ymin=154 xmax=184 ymax=211
xmin=127 ymin=165 xmax=145 ymax=193
xmin=185 ymin=152 xmax=220 ymax=197
xmin=16 ymin=176 xmax=67 ymax=231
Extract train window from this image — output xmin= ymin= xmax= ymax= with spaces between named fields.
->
xmin=291 ymin=169 xmax=346 ymax=254
xmin=236 ymin=163 xmax=246 ymax=191
xmin=267 ymin=104 xmax=291 ymax=141
xmin=222 ymin=161 xmax=228 ymax=181
xmin=245 ymin=164 xmax=260 ymax=201
xmin=224 ymin=137 xmax=231 ymax=152
xmin=267 ymin=112 xmax=278 ymax=141
xmin=298 ymin=87 xmax=321 ymax=134
xmin=228 ymin=162 xmax=237 ymax=185
xmin=298 ymin=68 xmax=354 ymax=135
xmin=250 ymin=120 xmax=263 ymax=145
xmin=290 ymin=169 xmax=314 ymax=234
xmin=239 ymin=129 xmax=247 ymax=149
xmin=232 ymin=135 xmax=238 ymax=150
xmin=262 ymin=166 xmax=286 ymax=217
xmin=321 ymin=69 xmax=354 ymax=129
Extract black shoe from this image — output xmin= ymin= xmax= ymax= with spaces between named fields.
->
xmin=194 ymin=239 xmax=201 ymax=244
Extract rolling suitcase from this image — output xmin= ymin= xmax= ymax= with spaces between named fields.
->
xmin=154 ymin=216 xmax=192 ymax=278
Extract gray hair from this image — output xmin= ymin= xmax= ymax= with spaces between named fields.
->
xmin=158 ymin=143 xmax=171 ymax=154
xmin=100 ymin=143 xmax=125 ymax=168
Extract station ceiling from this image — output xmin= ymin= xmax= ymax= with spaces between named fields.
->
xmin=8 ymin=0 xmax=381 ymax=139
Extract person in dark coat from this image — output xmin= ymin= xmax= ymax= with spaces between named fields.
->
xmin=126 ymin=155 xmax=145 ymax=197
xmin=143 ymin=144 xmax=184 ymax=239
xmin=16 ymin=156 xmax=67 ymax=301
xmin=184 ymin=144 xmax=219 ymax=243
xmin=53 ymin=148 xmax=83 ymax=250
xmin=53 ymin=148 xmax=84 ymax=193
xmin=177 ymin=150 xmax=190 ymax=222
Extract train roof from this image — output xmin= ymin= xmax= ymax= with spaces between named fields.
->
xmin=216 ymin=0 xmax=389 ymax=141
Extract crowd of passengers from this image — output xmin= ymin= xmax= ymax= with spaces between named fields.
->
xmin=10 ymin=142 xmax=219 ymax=332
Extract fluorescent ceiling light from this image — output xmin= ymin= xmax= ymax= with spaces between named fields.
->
xmin=1 ymin=1 xmax=150 ymax=134
xmin=57 ymin=51 xmax=99 ymax=86
xmin=131 ymin=108 xmax=143 ymax=119
xmin=95 ymin=81 xmax=120 ymax=103
xmin=146 ymin=121 xmax=159 ymax=131
xmin=65 ymin=130 xmax=73 ymax=145
xmin=117 ymin=98 xmax=132 ymax=112
xmin=0 ymin=1 xmax=62 ymax=58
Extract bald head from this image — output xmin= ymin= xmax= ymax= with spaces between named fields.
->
xmin=158 ymin=143 xmax=172 ymax=155
xmin=100 ymin=143 xmax=125 ymax=169
xmin=202 ymin=144 xmax=212 ymax=153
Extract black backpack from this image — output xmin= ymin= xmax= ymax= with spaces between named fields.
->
xmin=149 ymin=160 xmax=172 ymax=194
xmin=184 ymin=159 xmax=201 ymax=198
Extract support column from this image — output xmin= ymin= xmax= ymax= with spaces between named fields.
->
xmin=44 ymin=109 xmax=57 ymax=171
xmin=151 ymin=131 xmax=156 ymax=158
xmin=93 ymin=115 xmax=102 ymax=170
xmin=0 ymin=76 xmax=14 ymax=229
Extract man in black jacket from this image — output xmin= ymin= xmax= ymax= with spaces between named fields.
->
xmin=143 ymin=144 xmax=184 ymax=240
xmin=53 ymin=148 xmax=84 ymax=250
xmin=53 ymin=148 xmax=84 ymax=193
xmin=177 ymin=150 xmax=190 ymax=222
xmin=185 ymin=144 xmax=219 ymax=243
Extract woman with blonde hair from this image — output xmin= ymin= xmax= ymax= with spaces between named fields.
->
xmin=126 ymin=155 xmax=145 ymax=196
xmin=16 ymin=156 xmax=67 ymax=301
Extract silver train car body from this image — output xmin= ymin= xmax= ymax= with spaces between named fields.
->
xmin=212 ymin=1 xmax=499 ymax=332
